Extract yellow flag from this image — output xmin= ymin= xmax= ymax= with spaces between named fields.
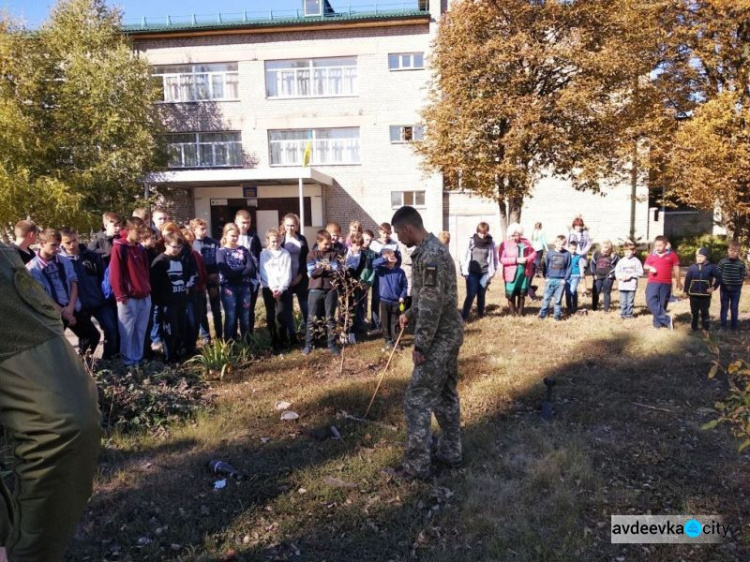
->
xmin=302 ymin=131 xmax=313 ymax=167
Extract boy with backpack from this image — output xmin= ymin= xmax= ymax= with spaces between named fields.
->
xmin=27 ymin=228 xmax=101 ymax=356
xmin=60 ymin=227 xmax=119 ymax=359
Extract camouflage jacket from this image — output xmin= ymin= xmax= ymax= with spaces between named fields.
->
xmin=405 ymin=233 xmax=463 ymax=353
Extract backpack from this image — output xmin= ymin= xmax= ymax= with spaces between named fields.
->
xmin=102 ymin=244 xmax=127 ymax=300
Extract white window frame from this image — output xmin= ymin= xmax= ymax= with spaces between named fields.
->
xmin=153 ymin=63 xmax=239 ymax=103
xmin=265 ymin=58 xmax=358 ymax=99
xmin=390 ymin=125 xmax=425 ymax=143
xmin=305 ymin=0 xmax=323 ymax=16
xmin=391 ymin=190 xmax=427 ymax=209
xmin=388 ymin=52 xmax=425 ymax=71
xmin=268 ymin=128 xmax=360 ymax=167
xmin=166 ymin=132 xmax=243 ymax=169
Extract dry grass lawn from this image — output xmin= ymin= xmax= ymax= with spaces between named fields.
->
xmin=68 ymin=280 xmax=750 ymax=561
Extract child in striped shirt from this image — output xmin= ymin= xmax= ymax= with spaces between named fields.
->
xmin=718 ymin=241 xmax=747 ymax=330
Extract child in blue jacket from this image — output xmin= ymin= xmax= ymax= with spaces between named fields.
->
xmin=373 ymin=249 xmax=407 ymax=349
xmin=684 ymin=247 xmax=721 ymax=331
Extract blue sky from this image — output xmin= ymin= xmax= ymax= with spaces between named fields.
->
xmin=1 ymin=0 xmax=374 ymax=27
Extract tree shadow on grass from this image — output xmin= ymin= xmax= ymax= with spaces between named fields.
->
xmin=234 ymin=332 xmax=750 ymax=562
xmin=69 ymin=329 xmax=750 ymax=561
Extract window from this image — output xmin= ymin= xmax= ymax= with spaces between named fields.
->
xmin=269 ymin=128 xmax=360 ymax=166
xmin=167 ymin=132 xmax=242 ymax=168
xmin=388 ymin=52 xmax=425 ymax=71
xmin=305 ymin=0 xmax=322 ymax=16
xmin=153 ymin=63 xmax=239 ymax=103
xmin=391 ymin=190 xmax=426 ymax=208
xmin=390 ymin=125 xmax=425 ymax=143
xmin=266 ymin=58 xmax=358 ymax=98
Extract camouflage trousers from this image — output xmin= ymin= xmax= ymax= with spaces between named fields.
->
xmin=403 ymin=342 xmax=461 ymax=477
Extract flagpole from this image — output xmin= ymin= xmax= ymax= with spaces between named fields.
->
xmin=299 ymin=176 xmax=305 ymax=238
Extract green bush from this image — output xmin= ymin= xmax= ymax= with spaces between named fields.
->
xmin=704 ymin=354 xmax=750 ymax=453
xmin=671 ymin=234 xmax=729 ymax=266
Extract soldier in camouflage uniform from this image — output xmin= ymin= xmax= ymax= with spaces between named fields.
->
xmin=391 ymin=206 xmax=464 ymax=479
xmin=0 ymin=243 xmax=101 ymax=561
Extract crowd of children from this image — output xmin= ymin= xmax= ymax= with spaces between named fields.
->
xmin=8 ymin=210 xmax=749 ymax=367
xmin=9 ymin=209 xmax=420 ymax=366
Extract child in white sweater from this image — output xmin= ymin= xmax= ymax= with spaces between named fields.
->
xmin=260 ymin=229 xmax=292 ymax=352
xmin=614 ymin=241 xmax=644 ymax=319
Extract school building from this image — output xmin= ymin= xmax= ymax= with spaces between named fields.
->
xmin=125 ymin=0 xmax=711 ymax=254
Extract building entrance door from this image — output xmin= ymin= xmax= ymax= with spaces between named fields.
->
xmin=211 ymin=199 xmax=255 ymax=240
xmin=210 ymin=196 xmax=313 ymax=240
xmin=256 ymin=210 xmax=279 ymax=246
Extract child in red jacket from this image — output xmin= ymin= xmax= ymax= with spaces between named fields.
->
xmin=110 ymin=217 xmax=151 ymax=366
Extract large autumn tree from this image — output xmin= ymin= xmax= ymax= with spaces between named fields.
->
xmin=417 ymin=0 xmax=668 ymax=233
xmin=0 ymin=0 xmax=165 ymax=232
xmin=654 ymin=0 xmax=750 ymax=241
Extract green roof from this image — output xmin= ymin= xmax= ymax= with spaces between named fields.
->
xmin=122 ymin=8 xmax=429 ymax=35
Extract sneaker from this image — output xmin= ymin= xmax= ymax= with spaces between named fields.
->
xmin=301 ymin=346 xmax=312 ymax=356
xmin=150 ymin=342 xmax=163 ymax=353
xmin=384 ymin=340 xmax=393 ymax=351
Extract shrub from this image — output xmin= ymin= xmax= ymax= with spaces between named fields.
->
xmin=704 ymin=352 xmax=750 ymax=452
xmin=671 ymin=234 xmax=729 ymax=266
xmin=94 ymin=363 xmax=212 ymax=434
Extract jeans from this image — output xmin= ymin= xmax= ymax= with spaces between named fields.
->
xmin=150 ymin=304 xmax=161 ymax=345
xmin=262 ymin=288 xmax=292 ymax=347
xmin=221 ymin=283 xmax=253 ymax=341
xmin=117 ymin=296 xmax=151 ymax=365
xmin=592 ymin=278 xmax=615 ymax=311
xmin=89 ymin=301 xmax=118 ymax=359
xmin=619 ymin=290 xmax=636 ymax=318
xmin=199 ymin=274 xmax=223 ymax=341
xmin=689 ymin=295 xmax=711 ymax=330
xmin=540 ymin=278 xmax=566 ymax=319
xmin=462 ymin=272 xmax=487 ymax=320
xmin=159 ymin=301 xmax=188 ymax=362
xmin=565 ymin=276 xmax=581 ymax=313
xmin=645 ymin=282 xmax=672 ymax=328
xmin=720 ymin=286 xmax=742 ymax=329
xmin=306 ymin=288 xmax=338 ymax=347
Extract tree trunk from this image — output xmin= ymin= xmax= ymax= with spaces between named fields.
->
xmin=497 ymin=196 xmax=524 ymax=239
